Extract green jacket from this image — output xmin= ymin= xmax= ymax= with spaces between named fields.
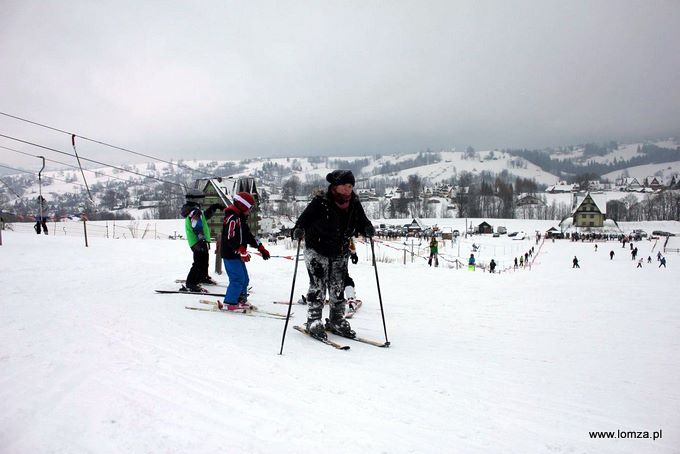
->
xmin=185 ymin=213 xmax=212 ymax=247
xmin=429 ymin=240 xmax=438 ymax=254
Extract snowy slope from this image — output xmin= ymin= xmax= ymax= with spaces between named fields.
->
xmin=1 ymin=221 xmax=679 ymax=453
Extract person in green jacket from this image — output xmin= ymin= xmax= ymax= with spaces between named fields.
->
xmin=180 ymin=188 xmax=224 ymax=292
xmin=428 ymin=237 xmax=439 ymax=267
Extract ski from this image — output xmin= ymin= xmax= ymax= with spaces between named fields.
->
xmin=325 ymin=319 xmax=389 ymax=347
xmin=175 ymin=280 xmax=252 ymax=292
xmin=328 ymin=332 xmax=390 ymax=348
xmin=175 ymin=279 xmax=226 ymax=288
xmin=155 ymin=289 xmax=224 ymax=297
xmin=293 ymin=325 xmax=350 ymax=350
xmin=185 ymin=306 xmax=287 ymax=320
xmin=198 ymin=299 xmax=289 ymax=318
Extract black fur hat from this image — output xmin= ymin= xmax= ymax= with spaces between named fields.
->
xmin=326 ymin=170 xmax=355 ymax=186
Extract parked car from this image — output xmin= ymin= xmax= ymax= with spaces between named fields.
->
xmin=652 ymin=230 xmax=675 ymax=237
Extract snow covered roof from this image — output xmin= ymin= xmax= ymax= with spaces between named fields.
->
xmin=571 ymin=192 xmax=607 ymax=216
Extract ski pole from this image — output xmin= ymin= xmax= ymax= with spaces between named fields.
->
xmin=279 ymin=238 xmax=302 ymax=355
xmin=370 ymin=237 xmax=390 ymax=346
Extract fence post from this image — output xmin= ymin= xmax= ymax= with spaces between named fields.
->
xmin=0 ymin=221 xmax=3 ymax=246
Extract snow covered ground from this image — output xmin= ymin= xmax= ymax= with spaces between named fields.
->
xmin=1 ymin=221 xmax=679 ymax=453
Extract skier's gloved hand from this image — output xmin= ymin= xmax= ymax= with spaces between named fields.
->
xmin=364 ymin=224 xmax=375 ymax=238
xmin=258 ymin=244 xmax=271 ymax=260
xmin=350 ymin=253 xmax=358 ymax=264
xmin=293 ymin=228 xmax=304 ymax=240
xmin=237 ymin=245 xmax=251 ymax=262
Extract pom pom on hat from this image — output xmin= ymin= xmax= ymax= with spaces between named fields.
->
xmin=326 ymin=170 xmax=355 ymax=186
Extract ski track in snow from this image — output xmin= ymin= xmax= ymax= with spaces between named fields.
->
xmin=1 ymin=223 xmax=679 ymax=453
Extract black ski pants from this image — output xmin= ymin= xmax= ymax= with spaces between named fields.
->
xmin=304 ymin=248 xmax=349 ymax=323
xmin=186 ymin=242 xmax=209 ymax=288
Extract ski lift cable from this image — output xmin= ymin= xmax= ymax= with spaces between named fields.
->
xmin=0 ymin=144 xmax=187 ymax=199
xmin=0 ymin=176 xmax=22 ymax=198
xmin=0 ymin=133 xmax=188 ymax=190
xmin=2 ymin=144 xmax=158 ymax=184
xmin=0 ymin=111 xmax=219 ymax=179
xmin=0 ymin=161 xmax=186 ymax=205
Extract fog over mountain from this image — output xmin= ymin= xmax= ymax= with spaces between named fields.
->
xmin=2 ymin=1 xmax=679 ymax=170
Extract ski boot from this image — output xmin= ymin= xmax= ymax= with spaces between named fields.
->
xmin=201 ymin=276 xmax=218 ymax=285
xmin=325 ymin=306 xmax=356 ymax=338
xmin=306 ymin=319 xmax=327 ymax=340
xmin=217 ymin=301 xmax=245 ymax=312
xmin=237 ymin=293 xmax=254 ymax=310
xmin=180 ymin=284 xmax=207 ymax=293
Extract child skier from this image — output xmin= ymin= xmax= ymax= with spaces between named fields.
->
xmin=217 ymin=192 xmax=270 ymax=311
xmin=180 ymin=188 xmax=223 ymax=292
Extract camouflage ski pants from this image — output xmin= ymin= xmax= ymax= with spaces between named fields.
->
xmin=304 ymin=248 xmax=349 ymax=323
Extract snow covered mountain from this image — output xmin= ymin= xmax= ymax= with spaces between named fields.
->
xmin=2 ymin=138 xmax=679 ymax=219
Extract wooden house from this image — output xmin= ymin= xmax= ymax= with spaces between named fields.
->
xmin=571 ymin=192 xmax=605 ymax=228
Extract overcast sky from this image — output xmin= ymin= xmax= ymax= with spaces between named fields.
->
xmin=1 ymin=0 xmax=679 ymax=170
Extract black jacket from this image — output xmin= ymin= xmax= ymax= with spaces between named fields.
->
xmin=294 ymin=191 xmax=372 ymax=258
xmin=220 ymin=206 xmax=260 ymax=259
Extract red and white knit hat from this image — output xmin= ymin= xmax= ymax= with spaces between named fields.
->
xmin=233 ymin=192 xmax=255 ymax=211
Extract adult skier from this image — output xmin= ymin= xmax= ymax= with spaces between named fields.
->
xmin=218 ymin=192 xmax=270 ymax=311
xmin=292 ymin=170 xmax=374 ymax=340
xmin=180 ymin=188 xmax=224 ymax=292
xmin=572 ymin=256 xmax=580 ymax=268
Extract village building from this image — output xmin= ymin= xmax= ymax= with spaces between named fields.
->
xmin=559 ymin=192 xmax=622 ymax=235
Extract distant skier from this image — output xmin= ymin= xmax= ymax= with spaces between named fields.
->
xmin=468 ymin=253 xmax=476 ymax=271
xmin=594 ymin=244 xmax=598 ymax=252
xmin=180 ymin=188 xmax=224 ymax=292
xmin=34 ymin=195 xmax=49 ymax=235
xmin=292 ymin=170 xmax=374 ymax=341
xmin=637 ymin=258 xmax=643 ymax=268
xmin=489 ymin=259 xmax=497 ymax=273
xmin=514 ymin=257 xmax=518 ymax=269
xmin=217 ymin=192 xmax=270 ymax=311
xmin=659 ymin=256 xmax=667 ymax=268
xmin=609 ymin=250 xmax=615 ymax=260
xmin=572 ymin=256 xmax=580 ymax=268
xmin=647 ymin=256 xmax=652 ymax=264
xmin=428 ymin=237 xmax=439 ymax=267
